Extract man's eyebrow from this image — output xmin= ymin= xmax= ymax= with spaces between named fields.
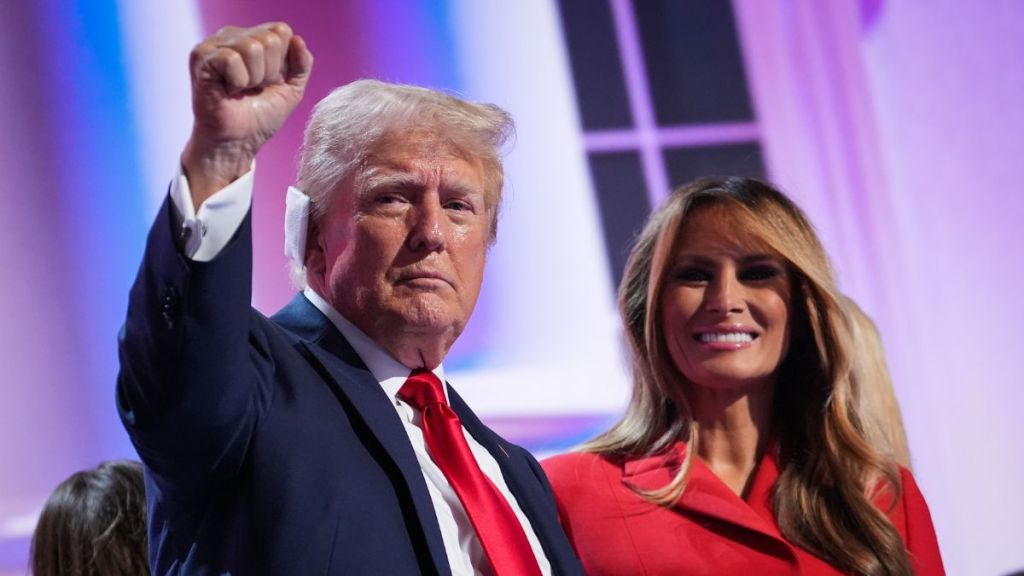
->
xmin=441 ymin=174 xmax=483 ymax=197
xmin=360 ymin=171 xmax=424 ymax=193
xmin=360 ymin=169 xmax=483 ymax=198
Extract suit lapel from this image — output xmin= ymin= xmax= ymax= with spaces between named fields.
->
xmin=446 ymin=384 xmax=521 ymax=481
xmin=621 ymin=442 xmax=787 ymax=545
xmin=447 ymin=386 xmax=509 ymax=462
xmin=447 ymin=386 xmax=572 ymax=572
xmin=274 ymin=295 xmax=452 ymax=576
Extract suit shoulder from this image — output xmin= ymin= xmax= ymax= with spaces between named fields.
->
xmin=875 ymin=466 xmax=926 ymax=514
xmin=542 ymin=451 xmax=619 ymax=490
xmin=897 ymin=466 xmax=922 ymax=496
xmin=895 ymin=467 xmax=945 ymax=573
xmin=895 ymin=466 xmax=937 ymax=525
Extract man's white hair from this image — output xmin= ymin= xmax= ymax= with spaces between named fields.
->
xmin=291 ymin=79 xmax=514 ymax=287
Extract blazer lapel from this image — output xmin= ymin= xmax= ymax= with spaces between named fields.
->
xmin=274 ymin=294 xmax=452 ymax=576
xmin=446 ymin=384 xmax=520 ymax=488
xmin=621 ymin=442 xmax=787 ymax=545
xmin=447 ymin=386 xmax=571 ymax=571
xmin=447 ymin=386 xmax=510 ymax=461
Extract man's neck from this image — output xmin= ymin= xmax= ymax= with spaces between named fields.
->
xmin=302 ymin=287 xmax=449 ymax=370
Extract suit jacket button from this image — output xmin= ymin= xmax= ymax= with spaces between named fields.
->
xmin=162 ymin=286 xmax=179 ymax=329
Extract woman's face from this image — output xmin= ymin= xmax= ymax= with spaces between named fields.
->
xmin=660 ymin=207 xmax=793 ymax=392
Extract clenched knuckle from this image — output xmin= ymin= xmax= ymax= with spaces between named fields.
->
xmin=244 ymin=36 xmax=266 ymax=55
xmin=266 ymin=22 xmax=293 ymax=38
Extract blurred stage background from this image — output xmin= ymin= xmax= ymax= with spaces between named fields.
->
xmin=1 ymin=0 xmax=1022 ymax=574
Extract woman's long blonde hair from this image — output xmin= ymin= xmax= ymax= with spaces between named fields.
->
xmin=584 ymin=177 xmax=912 ymax=575
xmin=845 ymin=296 xmax=912 ymax=469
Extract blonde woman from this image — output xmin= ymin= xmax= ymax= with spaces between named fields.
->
xmin=543 ymin=177 xmax=943 ymax=575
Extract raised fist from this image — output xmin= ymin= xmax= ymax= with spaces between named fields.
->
xmin=182 ymin=22 xmax=313 ymax=207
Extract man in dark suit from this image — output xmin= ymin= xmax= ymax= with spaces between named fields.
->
xmin=117 ymin=22 xmax=583 ymax=575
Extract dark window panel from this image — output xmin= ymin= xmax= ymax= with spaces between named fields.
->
xmin=557 ymin=0 xmax=634 ymax=130
xmin=588 ymin=151 xmax=652 ymax=289
xmin=663 ymin=143 xmax=766 ymax=189
xmin=633 ymin=0 xmax=754 ymax=124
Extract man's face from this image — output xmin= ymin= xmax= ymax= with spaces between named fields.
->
xmin=308 ymin=131 xmax=491 ymax=365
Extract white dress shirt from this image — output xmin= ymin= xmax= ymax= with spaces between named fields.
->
xmin=169 ymin=169 xmax=551 ymax=576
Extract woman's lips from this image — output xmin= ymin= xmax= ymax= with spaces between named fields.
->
xmin=692 ymin=327 xmax=759 ymax=350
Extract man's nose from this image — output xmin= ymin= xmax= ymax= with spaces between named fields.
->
xmin=704 ymin=274 xmax=745 ymax=315
xmin=408 ymin=200 xmax=445 ymax=252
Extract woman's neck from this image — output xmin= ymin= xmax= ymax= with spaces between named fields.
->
xmin=690 ymin=380 xmax=775 ymax=498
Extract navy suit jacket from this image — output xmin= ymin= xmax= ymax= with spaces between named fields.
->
xmin=117 ymin=198 xmax=583 ymax=575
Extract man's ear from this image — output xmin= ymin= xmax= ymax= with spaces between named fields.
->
xmin=304 ymin=218 xmax=323 ymax=276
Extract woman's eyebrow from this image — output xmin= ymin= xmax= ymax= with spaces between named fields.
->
xmin=739 ymin=253 xmax=781 ymax=264
xmin=672 ymin=251 xmax=777 ymax=264
xmin=673 ymin=254 xmax=717 ymax=267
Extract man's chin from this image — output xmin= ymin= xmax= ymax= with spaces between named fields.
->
xmin=383 ymin=301 xmax=465 ymax=335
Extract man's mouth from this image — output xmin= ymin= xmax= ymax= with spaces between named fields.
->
xmin=396 ymin=271 xmax=452 ymax=287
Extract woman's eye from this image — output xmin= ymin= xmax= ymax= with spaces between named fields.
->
xmin=675 ymin=268 xmax=711 ymax=283
xmin=741 ymin=265 xmax=780 ymax=281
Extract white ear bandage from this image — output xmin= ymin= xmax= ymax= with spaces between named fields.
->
xmin=284 ymin=186 xmax=311 ymax=267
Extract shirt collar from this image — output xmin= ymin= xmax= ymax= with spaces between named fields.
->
xmin=303 ymin=287 xmax=448 ymax=402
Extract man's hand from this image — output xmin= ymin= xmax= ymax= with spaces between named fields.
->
xmin=181 ymin=22 xmax=313 ymax=209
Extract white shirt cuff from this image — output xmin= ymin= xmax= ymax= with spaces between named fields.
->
xmin=169 ymin=163 xmax=254 ymax=262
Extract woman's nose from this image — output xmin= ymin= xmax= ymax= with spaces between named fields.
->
xmin=704 ymin=274 xmax=745 ymax=315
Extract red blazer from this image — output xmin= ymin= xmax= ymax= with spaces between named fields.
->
xmin=542 ymin=443 xmax=944 ymax=575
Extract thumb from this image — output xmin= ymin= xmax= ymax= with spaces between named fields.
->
xmin=285 ymin=35 xmax=314 ymax=89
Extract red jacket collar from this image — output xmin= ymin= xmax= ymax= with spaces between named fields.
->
xmin=621 ymin=441 xmax=789 ymax=546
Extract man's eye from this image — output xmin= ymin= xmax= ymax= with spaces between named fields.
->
xmin=445 ymin=200 xmax=472 ymax=212
xmin=741 ymin=265 xmax=780 ymax=281
xmin=375 ymin=194 xmax=404 ymax=205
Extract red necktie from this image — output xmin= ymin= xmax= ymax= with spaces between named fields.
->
xmin=399 ymin=369 xmax=542 ymax=576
